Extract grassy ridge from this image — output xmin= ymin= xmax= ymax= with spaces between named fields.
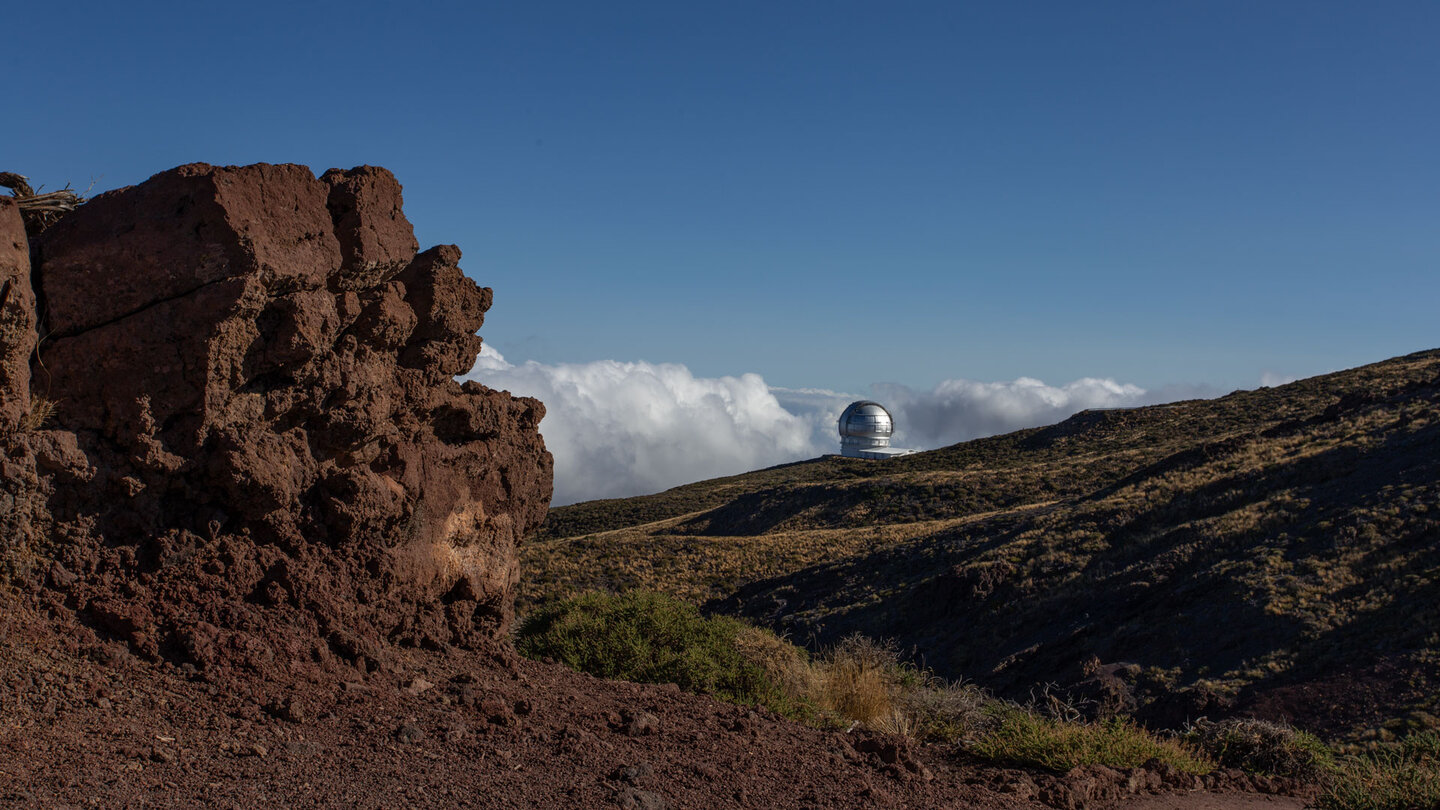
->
xmin=521 ymin=349 xmax=1440 ymax=742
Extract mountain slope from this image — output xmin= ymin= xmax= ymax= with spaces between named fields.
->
xmin=523 ymin=350 xmax=1440 ymax=739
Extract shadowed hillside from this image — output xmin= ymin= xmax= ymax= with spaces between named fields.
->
xmin=523 ymin=349 xmax=1440 ymax=741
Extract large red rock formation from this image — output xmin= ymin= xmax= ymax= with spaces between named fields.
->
xmin=6 ymin=163 xmax=552 ymax=677
xmin=0 ymin=197 xmax=33 ymax=431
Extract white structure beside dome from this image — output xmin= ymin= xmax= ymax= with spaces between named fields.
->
xmin=838 ymin=400 xmax=918 ymax=459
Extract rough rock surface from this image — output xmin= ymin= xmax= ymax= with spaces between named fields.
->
xmin=0 ymin=197 xmax=33 ymax=431
xmin=13 ymin=162 xmax=552 ymax=677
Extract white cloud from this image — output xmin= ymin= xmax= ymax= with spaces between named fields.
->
xmin=1260 ymin=371 xmax=1300 ymax=387
xmin=464 ymin=346 xmax=821 ymax=506
xmin=464 ymin=346 xmax=1186 ymax=506
xmin=878 ymin=377 xmax=1150 ymax=448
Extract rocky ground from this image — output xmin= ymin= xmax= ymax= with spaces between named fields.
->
xmin=2 ymin=596 xmax=1311 ymax=809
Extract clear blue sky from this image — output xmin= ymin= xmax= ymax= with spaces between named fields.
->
xmin=10 ymin=1 xmax=1438 ymax=394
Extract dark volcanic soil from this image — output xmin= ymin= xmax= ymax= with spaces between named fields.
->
xmin=1 ymin=597 xmax=1308 ymax=809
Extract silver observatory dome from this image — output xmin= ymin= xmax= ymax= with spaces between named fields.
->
xmin=838 ymin=401 xmax=894 ymax=451
xmin=838 ymin=401 xmax=918 ymax=460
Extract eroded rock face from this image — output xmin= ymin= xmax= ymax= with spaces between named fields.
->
xmin=0 ymin=197 xmax=33 ymax=431
xmin=11 ymin=163 xmax=551 ymax=676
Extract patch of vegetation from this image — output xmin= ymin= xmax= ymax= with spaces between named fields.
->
xmin=1186 ymin=718 xmax=1334 ymax=779
xmin=514 ymin=591 xmax=807 ymax=718
xmin=519 ymin=595 xmax=1234 ymax=777
xmin=970 ymin=710 xmax=1214 ymax=774
xmin=1318 ymin=732 xmax=1440 ymax=810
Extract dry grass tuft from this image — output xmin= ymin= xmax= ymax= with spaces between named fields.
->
xmin=732 ymin=625 xmax=818 ymax=700
xmin=1187 ymin=717 xmax=1333 ymax=779
xmin=19 ymin=397 xmax=55 ymax=432
xmin=812 ymin=635 xmax=904 ymax=726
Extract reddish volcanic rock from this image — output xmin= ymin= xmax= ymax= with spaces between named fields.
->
xmin=11 ymin=162 xmax=551 ymax=677
xmin=36 ymin=163 xmax=342 ymax=336
xmin=321 ymin=165 xmax=420 ymax=290
xmin=0 ymin=197 xmax=33 ymax=431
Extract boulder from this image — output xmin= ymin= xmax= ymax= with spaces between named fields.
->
xmin=19 ymin=162 xmax=551 ymax=676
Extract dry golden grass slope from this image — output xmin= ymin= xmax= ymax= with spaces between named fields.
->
xmin=521 ymin=349 xmax=1440 ymax=741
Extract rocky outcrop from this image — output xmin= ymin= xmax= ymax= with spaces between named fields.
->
xmin=0 ymin=197 xmax=33 ymax=432
xmin=3 ymin=162 xmax=551 ymax=677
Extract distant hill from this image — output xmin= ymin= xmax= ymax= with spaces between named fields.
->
xmin=521 ymin=350 xmax=1440 ymax=740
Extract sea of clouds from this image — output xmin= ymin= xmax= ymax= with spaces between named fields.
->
xmin=463 ymin=345 xmax=1211 ymax=506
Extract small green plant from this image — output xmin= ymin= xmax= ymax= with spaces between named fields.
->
xmin=1318 ymin=731 xmax=1440 ymax=810
xmin=515 ymin=591 xmax=807 ymax=718
xmin=969 ymin=709 xmax=1214 ymax=774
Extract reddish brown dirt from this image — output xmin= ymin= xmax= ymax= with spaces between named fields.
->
xmin=1 ymin=598 xmax=1310 ymax=809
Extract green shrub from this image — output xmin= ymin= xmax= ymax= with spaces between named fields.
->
xmin=515 ymin=591 xmax=806 ymax=717
xmin=1186 ymin=718 xmax=1334 ymax=779
xmin=1318 ymin=731 xmax=1440 ymax=810
xmin=969 ymin=709 xmax=1214 ymax=774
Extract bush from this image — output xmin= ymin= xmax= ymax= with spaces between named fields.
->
xmin=897 ymin=678 xmax=994 ymax=742
xmin=1186 ymin=718 xmax=1334 ymax=779
xmin=970 ymin=709 xmax=1215 ymax=774
xmin=515 ymin=591 xmax=806 ymax=717
xmin=1318 ymin=731 xmax=1440 ymax=810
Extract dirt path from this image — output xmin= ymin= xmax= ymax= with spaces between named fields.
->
xmin=1116 ymin=793 xmax=1310 ymax=810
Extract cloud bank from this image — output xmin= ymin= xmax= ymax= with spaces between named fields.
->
xmin=465 ymin=346 xmax=817 ymax=506
xmin=464 ymin=347 xmax=1190 ymax=506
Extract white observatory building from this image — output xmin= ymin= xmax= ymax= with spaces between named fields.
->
xmin=838 ymin=401 xmax=918 ymax=460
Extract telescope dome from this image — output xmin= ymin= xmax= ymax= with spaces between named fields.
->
xmin=838 ymin=400 xmax=917 ymax=459
xmin=838 ymin=401 xmax=894 ymax=440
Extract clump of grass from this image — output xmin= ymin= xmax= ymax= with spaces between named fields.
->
xmin=899 ymin=677 xmax=995 ymax=741
xmin=806 ymin=635 xmax=996 ymax=740
xmin=1318 ymin=731 xmax=1440 ymax=810
xmin=970 ymin=709 xmax=1215 ymax=774
xmin=515 ymin=591 xmax=807 ymax=718
xmin=1186 ymin=718 xmax=1334 ymax=779
xmin=731 ymin=624 xmax=819 ymax=701
xmin=812 ymin=635 xmax=906 ymax=727
xmin=19 ymin=397 xmax=55 ymax=432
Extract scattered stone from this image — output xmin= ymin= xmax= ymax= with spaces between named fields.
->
xmin=402 ymin=677 xmax=435 ymax=696
xmin=265 ymin=697 xmax=307 ymax=723
xmin=395 ymin=723 xmax=425 ymax=744
xmin=616 ymin=786 xmax=666 ymax=810
xmin=610 ymin=762 xmax=654 ymax=786
xmin=621 ymin=711 xmax=660 ymax=737
xmin=480 ymin=698 xmax=518 ymax=728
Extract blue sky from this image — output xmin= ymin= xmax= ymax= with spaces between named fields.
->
xmin=9 ymin=3 xmax=1440 ymax=500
